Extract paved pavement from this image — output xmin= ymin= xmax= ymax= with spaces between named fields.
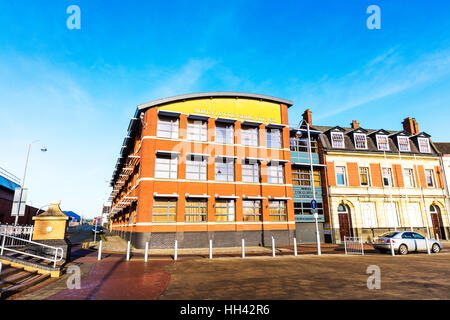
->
xmin=15 ymin=241 xmax=450 ymax=300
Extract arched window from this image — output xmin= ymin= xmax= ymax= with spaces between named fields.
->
xmin=338 ymin=204 xmax=348 ymax=213
xmin=430 ymin=205 xmax=438 ymax=214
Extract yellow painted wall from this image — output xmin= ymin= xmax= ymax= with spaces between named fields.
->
xmin=158 ymin=98 xmax=282 ymax=124
xmin=32 ymin=220 xmax=67 ymax=240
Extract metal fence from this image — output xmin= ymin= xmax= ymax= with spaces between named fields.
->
xmin=0 ymin=224 xmax=33 ymax=247
xmin=344 ymin=236 xmax=364 ymax=255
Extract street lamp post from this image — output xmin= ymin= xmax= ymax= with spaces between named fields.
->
xmin=15 ymin=141 xmax=47 ymax=226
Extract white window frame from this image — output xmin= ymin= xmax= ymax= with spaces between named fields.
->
xmin=382 ymin=167 xmax=393 ymax=187
xmin=331 ymin=132 xmax=345 ymax=148
xmin=215 ymin=199 xmax=235 ymax=222
xmin=268 ymin=200 xmax=287 ymax=222
xmin=407 ymin=203 xmax=423 ymax=227
xmin=241 ymin=126 xmax=259 ymax=147
xmin=152 ymin=198 xmax=177 ymax=223
xmin=157 ymin=116 xmax=179 ymax=139
xmin=403 ymin=168 xmax=415 ymax=187
xmin=215 ymin=158 xmax=234 ymax=182
xmin=266 ymin=128 xmax=282 ymax=149
xmin=376 ymin=135 xmax=390 ymax=151
xmin=425 ymin=169 xmax=435 ymax=187
xmin=154 ymin=155 xmax=178 ymax=179
xmin=359 ymin=166 xmax=370 ymax=186
xmin=267 ymin=162 xmax=284 ymax=184
xmin=243 ymin=200 xmax=262 ymax=222
xmin=335 ymin=166 xmax=347 ymax=186
xmin=384 ymin=202 xmax=400 ymax=228
xmin=186 ymin=156 xmax=207 ymax=180
xmin=354 ymin=133 xmax=367 ymax=149
xmin=215 ymin=123 xmax=234 ymax=144
xmin=187 ymin=119 xmax=207 ymax=142
xmin=361 ymin=202 xmax=378 ymax=228
xmin=185 ymin=199 xmax=208 ymax=222
xmin=397 ymin=136 xmax=410 ymax=152
xmin=418 ymin=137 xmax=431 ymax=153
xmin=242 ymin=161 xmax=260 ymax=183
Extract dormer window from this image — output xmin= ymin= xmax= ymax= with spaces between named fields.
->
xmin=397 ymin=136 xmax=410 ymax=152
xmin=331 ymin=132 xmax=344 ymax=148
xmin=376 ymin=135 xmax=389 ymax=151
xmin=418 ymin=137 xmax=431 ymax=153
xmin=354 ymin=133 xmax=367 ymax=149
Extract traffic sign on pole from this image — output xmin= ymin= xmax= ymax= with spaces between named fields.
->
xmin=311 ymin=200 xmax=317 ymax=210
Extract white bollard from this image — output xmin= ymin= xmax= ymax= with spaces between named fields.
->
xmin=241 ymin=239 xmax=245 ymax=258
xmin=436 ymin=234 xmax=439 ymax=241
xmin=0 ymin=261 xmax=2 ymax=274
xmin=272 ymin=236 xmax=275 ymax=257
xmin=425 ymin=237 xmax=431 ymax=255
xmin=293 ymin=237 xmax=298 ymax=256
xmin=98 ymin=240 xmax=103 ymax=261
xmin=144 ymin=242 xmax=149 ymax=262
xmin=209 ymin=239 xmax=213 ymax=259
xmin=174 ymin=239 xmax=178 ymax=261
xmin=361 ymin=238 xmax=365 ymax=256
xmin=390 ymin=239 xmax=395 ymax=256
xmin=126 ymin=241 xmax=131 ymax=261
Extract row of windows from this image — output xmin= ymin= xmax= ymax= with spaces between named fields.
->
xmin=152 ymin=198 xmax=287 ymax=223
xmin=294 ymin=201 xmax=324 ymax=216
xmin=155 ymin=155 xmax=286 ymax=184
xmin=338 ymin=202 xmax=433 ymax=228
xmin=335 ymin=165 xmax=438 ymax=188
xmin=330 ymin=132 xmax=431 ymax=153
xmin=157 ymin=116 xmax=282 ymax=148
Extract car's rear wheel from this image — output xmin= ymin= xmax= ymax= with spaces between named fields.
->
xmin=432 ymin=243 xmax=440 ymax=253
xmin=398 ymin=244 xmax=408 ymax=255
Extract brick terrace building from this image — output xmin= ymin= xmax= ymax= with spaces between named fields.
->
xmin=109 ymin=92 xmax=296 ymax=249
xmin=316 ymin=117 xmax=450 ymax=243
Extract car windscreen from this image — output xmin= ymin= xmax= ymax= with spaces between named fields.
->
xmin=380 ymin=232 xmax=399 ymax=238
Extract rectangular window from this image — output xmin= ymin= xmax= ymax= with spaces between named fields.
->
xmin=243 ymin=200 xmax=262 ymax=222
xmin=335 ymin=166 xmax=346 ymax=186
xmin=152 ymin=198 xmax=177 ymax=223
xmin=268 ymin=200 xmax=287 ymax=222
xmin=154 ymin=155 xmax=178 ymax=179
xmin=266 ymin=129 xmax=282 ymax=148
xmin=186 ymin=156 xmax=207 ymax=180
xmin=294 ymin=201 xmax=324 ymax=216
xmin=215 ymin=123 xmax=234 ymax=144
xmin=291 ymin=167 xmax=320 ymax=186
xmin=359 ymin=167 xmax=370 ymax=186
xmin=361 ymin=202 xmax=377 ymax=228
xmin=403 ymin=168 xmax=415 ymax=187
xmin=241 ymin=126 xmax=259 ymax=146
xmin=331 ymin=132 xmax=344 ymax=148
xmin=354 ymin=133 xmax=367 ymax=149
xmin=290 ymin=136 xmax=318 ymax=153
xmin=215 ymin=158 xmax=234 ymax=182
xmin=382 ymin=168 xmax=393 ymax=187
xmin=242 ymin=161 xmax=260 ymax=183
xmin=376 ymin=135 xmax=389 ymax=151
xmin=418 ymin=138 xmax=431 ymax=153
xmin=185 ymin=199 xmax=207 ymax=222
xmin=215 ymin=199 xmax=235 ymax=222
xmin=187 ymin=119 xmax=207 ymax=141
xmin=157 ymin=116 xmax=179 ymax=139
xmin=397 ymin=136 xmax=410 ymax=152
xmin=425 ymin=169 xmax=435 ymax=187
xmin=267 ymin=163 xmax=284 ymax=184
xmin=384 ymin=202 xmax=399 ymax=228
xmin=407 ymin=203 xmax=423 ymax=227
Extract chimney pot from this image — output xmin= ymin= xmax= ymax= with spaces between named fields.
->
xmin=302 ymin=109 xmax=312 ymax=127
xmin=351 ymin=120 xmax=359 ymax=129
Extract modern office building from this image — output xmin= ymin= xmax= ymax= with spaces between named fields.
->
xmin=317 ymin=117 xmax=449 ymax=243
xmin=109 ymin=92 xmax=296 ymax=249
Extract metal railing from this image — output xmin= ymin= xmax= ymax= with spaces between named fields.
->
xmin=0 ymin=233 xmax=64 ymax=268
xmin=0 ymin=224 xmax=33 ymax=246
xmin=0 ymin=167 xmax=21 ymax=185
xmin=344 ymin=236 xmax=365 ymax=255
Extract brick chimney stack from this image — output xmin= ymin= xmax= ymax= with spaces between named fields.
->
xmin=302 ymin=109 xmax=312 ymax=126
xmin=402 ymin=117 xmax=419 ymax=135
xmin=351 ymin=120 xmax=359 ymax=129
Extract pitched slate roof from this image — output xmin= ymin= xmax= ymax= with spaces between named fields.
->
xmin=312 ymin=125 xmax=438 ymax=155
xmin=434 ymin=142 xmax=450 ymax=154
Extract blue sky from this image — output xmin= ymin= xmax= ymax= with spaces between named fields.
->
xmin=1 ymin=0 xmax=450 ymax=218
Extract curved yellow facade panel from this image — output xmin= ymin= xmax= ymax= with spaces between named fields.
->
xmin=158 ymin=98 xmax=282 ymax=124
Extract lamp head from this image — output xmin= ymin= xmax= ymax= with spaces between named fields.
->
xmin=40 ymin=146 xmax=47 ymax=152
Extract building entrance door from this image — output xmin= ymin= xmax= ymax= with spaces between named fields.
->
xmin=430 ymin=205 xmax=445 ymax=240
xmin=337 ymin=204 xmax=353 ymax=241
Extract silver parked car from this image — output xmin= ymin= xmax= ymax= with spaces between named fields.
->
xmin=372 ymin=231 xmax=442 ymax=255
